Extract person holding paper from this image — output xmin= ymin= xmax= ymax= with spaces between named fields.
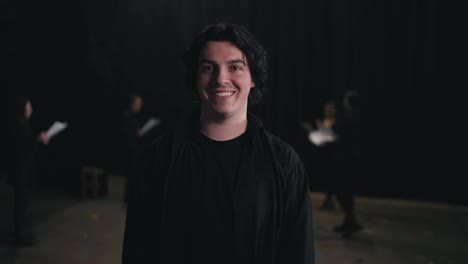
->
xmin=331 ymin=90 xmax=363 ymax=238
xmin=314 ymin=99 xmax=338 ymax=211
xmin=11 ymin=96 xmax=49 ymax=247
xmin=121 ymin=93 xmax=144 ymax=203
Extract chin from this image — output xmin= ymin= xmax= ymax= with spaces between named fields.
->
xmin=212 ymin=108 xmax=232 ymax=116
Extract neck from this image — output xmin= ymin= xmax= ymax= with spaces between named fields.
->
xmin=199 ymin=110 xmax=248 ymax=141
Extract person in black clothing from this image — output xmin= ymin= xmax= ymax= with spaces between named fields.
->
xmin=332 ymin=90 xmax=363 ymax=238
xmin=314 ymin=99 xmax=338 ymax=210
xmin=122 ymin=23 xmax=315 ymax=263
xmin=12 ymin=96 xmax=49 ymax=247
xmin=121 ymin=93 xmax=144 ymax=202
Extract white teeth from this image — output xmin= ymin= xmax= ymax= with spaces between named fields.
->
xmin=214 ymin=92 xmax=234 ymax=97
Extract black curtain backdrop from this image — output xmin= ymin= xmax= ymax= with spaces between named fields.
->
xmin=2 ymin=0 xmax=466 ymax=204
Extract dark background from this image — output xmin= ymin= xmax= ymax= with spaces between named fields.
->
xmin=1 ymin=0 xmax=466 ymax=204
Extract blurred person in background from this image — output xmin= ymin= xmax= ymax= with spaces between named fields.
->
xmin=121 ymin=93 xmax=144 ymax=203
xmin=11 ymin=96 xmax=49 ymax=247
xmin=314 ymin=99 xmax=338 ymax=210
xmin=331 ymin=90 xmax=363 ymax=238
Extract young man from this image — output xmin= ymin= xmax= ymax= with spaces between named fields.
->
xmin=122 ymin=23 xmax=315 ymax=264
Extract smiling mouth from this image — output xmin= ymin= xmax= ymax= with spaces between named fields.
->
xmin=210 ymin=91 xmax=235 ymax=98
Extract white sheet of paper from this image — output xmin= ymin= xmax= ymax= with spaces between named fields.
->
xmin=140 ymin=117 xmax=160 ymax=135
xmin=46 ymin=121 xmax=68 ymax=139
xmin=308 ymin=128 xmax=337 ymax=146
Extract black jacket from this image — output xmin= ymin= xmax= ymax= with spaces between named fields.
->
xmin=7 ymin=120 xmax=38 ymax=187
xmin=122 ymin=113 xmax=315 ymax=264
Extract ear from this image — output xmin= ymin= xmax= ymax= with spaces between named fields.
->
xmin=251 ymin=80 xmax=255 ymax=89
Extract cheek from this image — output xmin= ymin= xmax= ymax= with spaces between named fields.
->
xmin=241 ymin=79 xmax=254 ymax=93
xmin=197 ymin=74 xmax=210 ymax=89
xmin=197 ymin=80 xmax=209 ymax=99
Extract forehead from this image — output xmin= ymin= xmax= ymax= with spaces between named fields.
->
xmin=199 ymin=41 xmax=246 ymax=61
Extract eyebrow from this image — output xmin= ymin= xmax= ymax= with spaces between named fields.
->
xmin=199 ymin=59 xmax=247 ymax=65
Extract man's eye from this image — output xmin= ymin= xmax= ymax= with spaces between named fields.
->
xmin=200 ymin=65 xmax=213 ymax=72
xmin=231 ymin=65 xmax=242 ymax=71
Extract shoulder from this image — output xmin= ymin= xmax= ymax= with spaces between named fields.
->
xmin=144 ymin=131 xmax=174 ymax=157
xmin=261 ymin=130 xmax=309 ymax=194
xmin=16 ymin=120 xmax=32 ymax=136
xmin=262 ymin=130 xmax=304 ymax=171
xmin=143 ymin=124 xmax=190 ymax=160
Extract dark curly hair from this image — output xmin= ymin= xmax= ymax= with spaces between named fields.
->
xmin=182 ymin=23 xmax=268 ymax=105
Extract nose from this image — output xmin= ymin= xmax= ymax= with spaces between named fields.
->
xmin=214 ymin=67 xmax=229 ymax=86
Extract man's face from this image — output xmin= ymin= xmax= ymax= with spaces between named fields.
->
xmin=197 ymin=41 xmax=255 ymax=120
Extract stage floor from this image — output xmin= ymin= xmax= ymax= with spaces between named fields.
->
xmin=1 ymin=175 xmax=467 ymax=264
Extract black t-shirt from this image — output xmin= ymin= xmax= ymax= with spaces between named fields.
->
xmin=189 ymin=130 xmax=247 ymax=262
